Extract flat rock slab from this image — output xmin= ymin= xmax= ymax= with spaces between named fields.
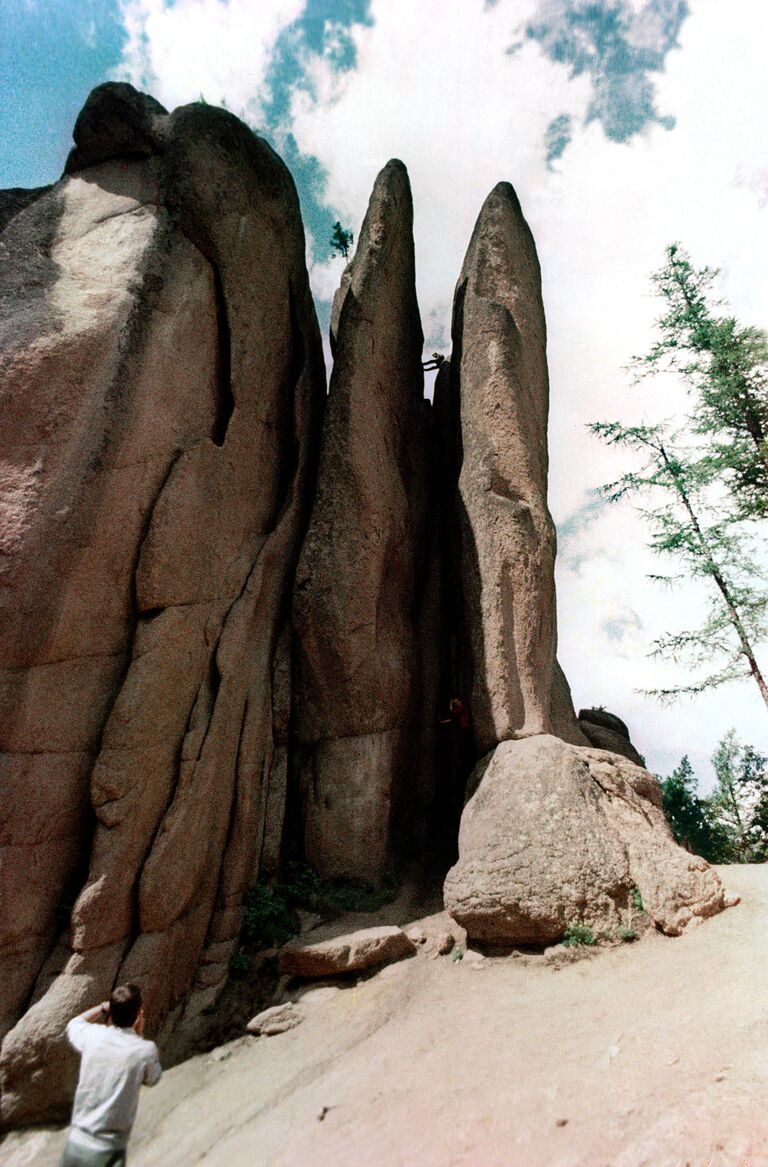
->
xmin=278 ymin=925 xmax=416 ymax=977
xmin=246 ymin=1003 xmax=304 ymax=1036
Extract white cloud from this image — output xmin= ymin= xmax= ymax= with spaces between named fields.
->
xmin=114 ymin=0 xmax=305 ymax=121
xmin=290 ymin=0 xmax=590 ymax=346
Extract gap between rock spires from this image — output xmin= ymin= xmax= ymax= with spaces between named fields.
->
xmin=0 ymin=82 xmax=742 ymax=1156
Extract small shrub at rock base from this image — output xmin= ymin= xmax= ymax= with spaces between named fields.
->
xmin=618 ymin=927 xmax=637 ymax=943
xmin=279 ymin=861 xmax=398 ymax=916
xmin=229 ymin=952 xmax=250 ymax=978
xmin=629 ymin=885 xmax=644 ymax=912
xmin=239 ymin=863 xmax=399 ymax=955
xmin=562 ymin=922 xmax=597 ymax=947
xmin=241 ymin=885 xmax=299 ymax=949
xmin=451 ymin=947 xmax=464 ymax=962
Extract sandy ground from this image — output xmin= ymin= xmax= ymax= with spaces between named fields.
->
xmin=3 ymin=864 xmax=768 ymax=1167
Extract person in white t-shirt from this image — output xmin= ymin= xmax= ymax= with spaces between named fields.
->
xmin=60 ymin=983 xmax=162 ymax=1167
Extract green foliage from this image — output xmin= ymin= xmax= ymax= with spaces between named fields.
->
xmin=330 ymin=220 xmax=353 ymax=259
xmin=638 ymin=244 xmax=768 ymax=520
xmin=661 ymin=737 xmax=768 ymax=863
xmin=229 ymin=952 xmax=250 ymax=979
xmin=589 ymin=421 xmax=768 ymax=703
xmin=618 ymin=927 xmax=637 ymax=943
xmin=241 ymin=883 xmax=299 ymax=949
xmin=561 ymin=922 xmax=597 ymax=947
xmin=709 ymin=730 xmax=768 ymax=862
xmin=279 ymin=861 xmax=397 ymax=915
xmin=591 ymin=243 xmax=768 ymax=708
xmin=661 ymin=755 xmax=731 ymax=862
xmin=629 ymin=884 xmax=644 ymax=912
xmin=239 ymin=862 xmax=398 ymax=954
xmin=451 ymin=946 xmax=464 ymax=962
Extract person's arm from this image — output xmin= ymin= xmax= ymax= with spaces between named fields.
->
xmin=143 ymin=1045 xmax=163 ymax=1087
xmin=66 ymin=1002 xmax=109 ymax=1050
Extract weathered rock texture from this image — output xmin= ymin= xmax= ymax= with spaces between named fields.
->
xmin=578 ymin=707 xmax=645 ymax=765
xmin=2 ymin=87 xmax=728 ymax=1134
xmin=0 ymin=83 xmax=324 ymax=1125
xmin=449 ymin=184 xmax=584 ymax=754
xmin=292 ymin=160 xmax=430 ymax=880
xmin=444 ymin=735 xmax=730 ymax=945
xmin=278 ymin=925 xmax=416 ymax=977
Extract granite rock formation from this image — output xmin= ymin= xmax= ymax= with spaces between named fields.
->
xmin=578 ymin=706 xmax=645 ymax=765
xmin=292 ymin=160 xmax=430 ymax=880
xmin=448 ymin=183 xmax=584 ymax=754
xmin=0 ymin=83 xmax=734 ymax=1131
xmin=444 ymin=735 xmax=731 ymax=945
xmin=0 ymin=83 xmax=324 ymax=1124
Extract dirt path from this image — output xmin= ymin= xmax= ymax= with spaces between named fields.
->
xmin=4 ymin=865 xmax=768 ymax=1167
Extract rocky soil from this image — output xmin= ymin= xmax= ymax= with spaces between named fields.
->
xmin=3 ymin=864 xmax=767 ymax=1167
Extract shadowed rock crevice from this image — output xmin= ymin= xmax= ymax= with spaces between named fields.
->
xmin=210 ymin=263 xmax=234 ymax=447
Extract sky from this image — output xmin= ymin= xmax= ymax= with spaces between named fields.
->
xmin=3 ymin=0 xmax=768 ymax=787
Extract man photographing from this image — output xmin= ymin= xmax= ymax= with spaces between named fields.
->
xmin=60 ymin=983 xmax=162 ymax=1167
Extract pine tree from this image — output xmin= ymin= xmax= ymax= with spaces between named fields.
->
xmin=637 ymin=244 xmax=768 ymax=517
xmin=330 ymin=221 xmax=353 ymax=259
xmin=709 ymin=730 xmax=768 ymax=861
xmin=590 ymin=419 xmax=768 ymax=707
xmin=661 ymin=755 xmax=729 ymax=861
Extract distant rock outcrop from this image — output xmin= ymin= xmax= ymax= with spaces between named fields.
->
xmin=0 ymin=83 xmax=324 ymax=1125
xmin=448 ymin=183 xmax=584 ymax=754
xmin=444 ymin=735 xmax=731 ymax=945
xmin=292 ymin=160 xmax=429 ymax=880
xmin=578 ymin=707 xmax=645 ymax=765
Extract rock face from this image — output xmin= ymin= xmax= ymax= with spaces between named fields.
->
xmin=449 ymin=184 xmax=583 ymax=754
xmin=444 ymin=735 xmax=730 ymax=945
xmin=2 ymin=85 xmax=730 ymax=1134
xmin=278 ymin=926 xmax=416 ymax=977
xmin=0 ymin=84 xmax=324 ymax=1125
xmin=292 ymin=160 xmax=429 ymax=879
xmin=578 ymin=707 xmax=645 ymax=765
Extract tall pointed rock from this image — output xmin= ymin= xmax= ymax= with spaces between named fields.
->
xmin=450 ymin=182 xmax=582 ymax=752
xmin=293 ymin=160 xmax=428 ymax=879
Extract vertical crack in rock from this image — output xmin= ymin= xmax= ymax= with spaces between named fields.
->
xmin=210 ymin=263 xmax=234 ymax=447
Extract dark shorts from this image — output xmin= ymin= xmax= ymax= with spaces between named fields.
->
xmin=60 ymin=1138 xmax=126 ymax=1167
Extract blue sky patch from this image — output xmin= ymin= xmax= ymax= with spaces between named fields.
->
xmin=259 ymin=0 xmax=372 ymax=274
xmin=545 ymin=113 xmax=573 ymax=168
xmin=1 ymin=0 xmax=126 ymax=188
xmin=526 ymin=0 xmax=688 ymax=150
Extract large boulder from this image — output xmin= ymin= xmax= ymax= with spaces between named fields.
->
xmin=293 ymin=160 xmax=429 ymax=879
xmin=578 ymin=707 xmax=645 ymax=765
xmin=449 ymin=183 xmax=583 ymax=753
xmin=0 ymin=84 xmax=324 ymax=1125
xmin=444 ymin=735 xmax=731 ymax=945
